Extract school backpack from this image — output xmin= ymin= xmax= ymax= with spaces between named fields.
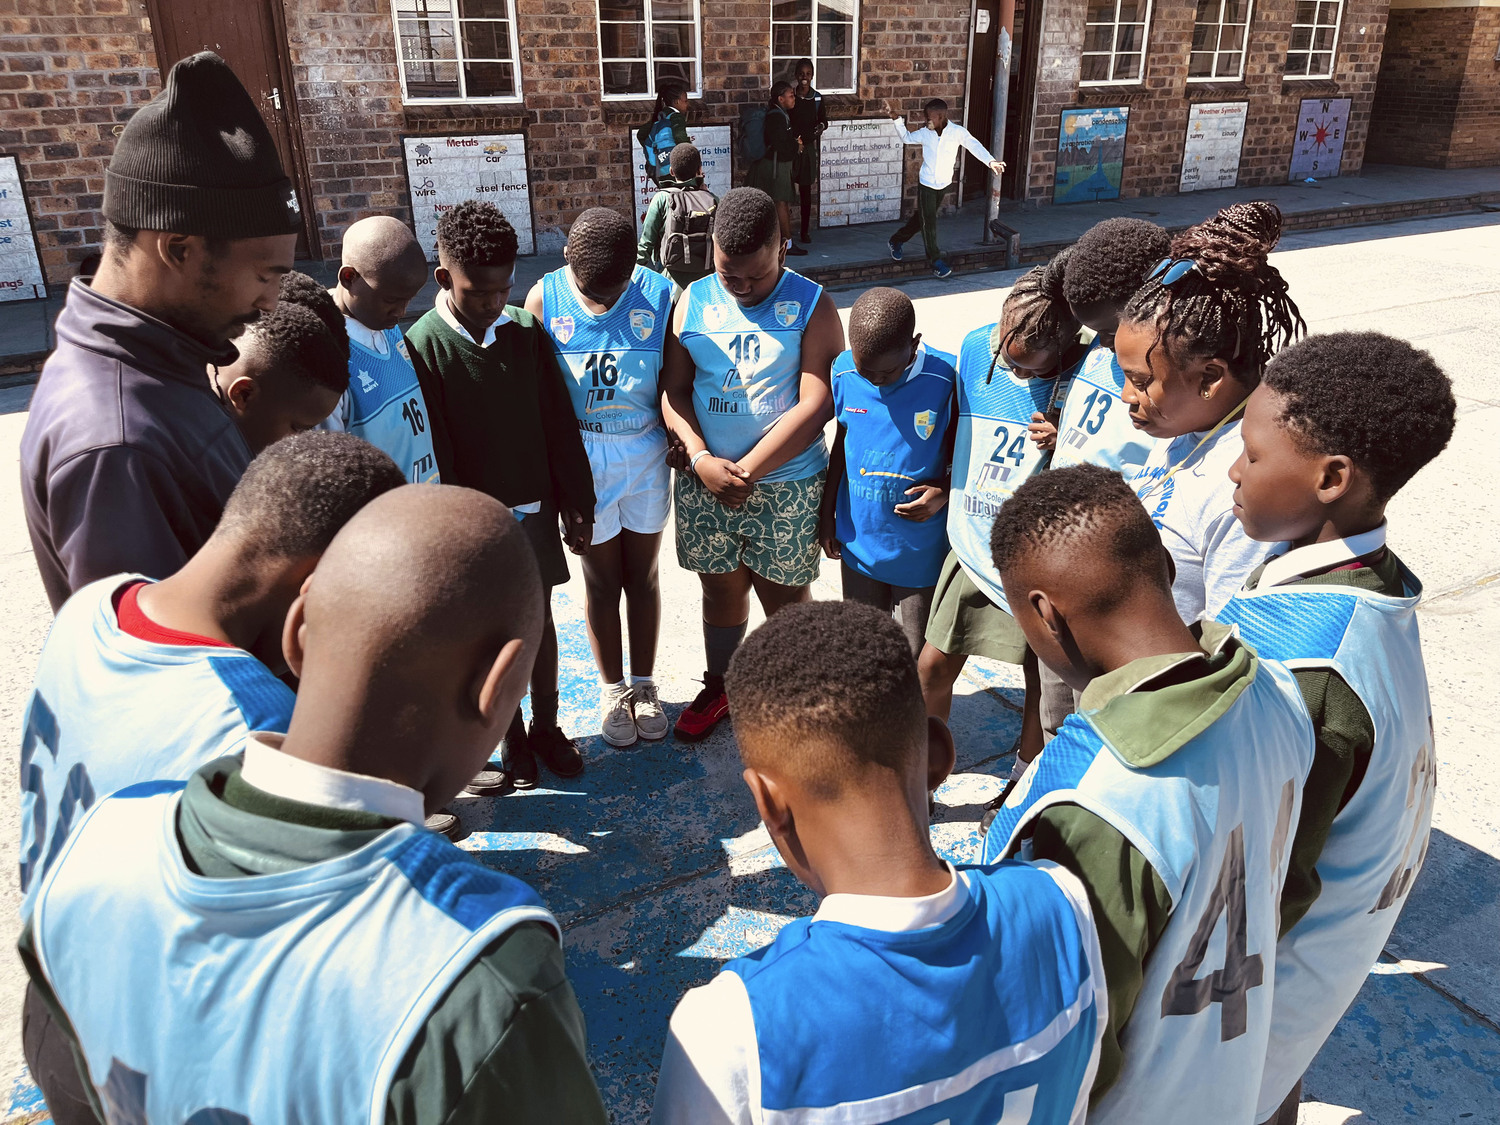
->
xmin=644 ymin=115 xmax=676 ymax=180
xmin=660 ymin=188 xmax=716 ymax=271
xmin=740 ymin=104 xmax=769 ymax=162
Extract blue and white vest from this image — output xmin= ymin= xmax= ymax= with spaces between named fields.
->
xmin=32 ymin=782 xmax=559 ymax=1125
xmin=1050 ymin=342 xmax=1156 ymax=478
xmin=947 ymin=324 xmax=1077 ymax=611
xmin=346 ymin=327 xmax=440 ymax=483
xmin=1217 ymin=569 xmax=1434 ymax=1120
xmin=542 ymin=265 xmax=673 ymax=441
xmin=984 ymin=656 xmax=1315 ymax=1125
xmin=18 ymin=576 xmax=293 ymax=918
xmin=679 ymin=270 xmax=828 ymax=483
xmin=726 ymin=862 xmax=1104 ymax=1124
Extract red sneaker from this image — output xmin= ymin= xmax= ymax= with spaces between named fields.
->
xmin=674 ymin=680 xmax=729 ymax=742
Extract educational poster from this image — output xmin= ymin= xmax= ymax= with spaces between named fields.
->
xmin=818 ymin=119 xmax=905 ymax=227
xmin=1053 ymin=107 xmax=1129 ymax=204
xmin=631 ymin=125 xmax=732 ymax=234
xmin=0 ymin=155 xmax=46 ymax=302
xmin=402 ymin=134 xmax=535 ymax=258
xmin=1180 ymin=102 xmax=1248 ymax=193
xmin=1288 ymin=98 xmax=1351 ymax=181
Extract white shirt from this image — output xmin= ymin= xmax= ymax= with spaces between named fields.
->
xmin=890 ymin=119 xmax=998 ymax=190
xmin=240 ymin=732 xmax=426 ymax=826
xmin=1254 ymin=522 xmax=1388 ymax=589
xmin=650 ymin=866 xmax=966 ymax=1125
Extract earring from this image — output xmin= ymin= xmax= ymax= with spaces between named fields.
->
xmin=1200 ymin=389 xmax=1212 ymax=399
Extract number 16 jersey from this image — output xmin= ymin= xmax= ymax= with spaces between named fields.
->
xmin=344 ymin=326 xmax=441 ymax=484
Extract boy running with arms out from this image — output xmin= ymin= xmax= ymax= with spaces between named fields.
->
xmin=661 ymin=187 xmax=845 ymax=742
xmin=1219 ymin=333 xmax=1454 ymax=1125
xmin=525 ymin=208 xmax=674 ymax=748
xmin=651 ymin=600 xmax=1105 ymax=1125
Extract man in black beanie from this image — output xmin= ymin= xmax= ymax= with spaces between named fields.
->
xmin=20 ymin=51 xmax=302 ymax=614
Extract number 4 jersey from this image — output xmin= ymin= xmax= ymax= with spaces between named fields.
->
xmin=344 ymin=325 xmax=441 ymax=484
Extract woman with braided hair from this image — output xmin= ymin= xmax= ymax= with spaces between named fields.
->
xmin=1118 ymin=200 xmax=1306 ymax=624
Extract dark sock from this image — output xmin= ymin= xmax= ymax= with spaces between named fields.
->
xmin=531 ymin=690 xmax=560 ymax=732
xmin=704 ymin=620 xmax=748 ymax=680
xmin=504 ymin=709 xmax=528 ymax=748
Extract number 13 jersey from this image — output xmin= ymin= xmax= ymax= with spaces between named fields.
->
xmin=1051 ymin=341 xmax=1157 ymax=479
xmin=345 ymin=327 xmax=441 ymax=483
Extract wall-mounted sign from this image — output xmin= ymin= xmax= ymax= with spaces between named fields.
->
xmin=0 ymin=155 xmax=46 ymax=303
xmin=632 ymin=125 xmax=733 ymax=234
xmin=402 ymin=134 xmax=535 ymax=259
xmin=976 ymin=9 xmax=991 ymax=33
xmin=1289 ymin=98 xmax=1351 ymax=181
xmin=1053 ymin=106 xmax=1129 ymax=204
xmin=1180 ymin=101 xmax=1248 ymax=193
xmin=818 ymin=119 xmax=905 ymax=227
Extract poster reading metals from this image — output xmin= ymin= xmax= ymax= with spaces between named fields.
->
xmin=631 ymin=126 xmax=732 ymax=234
xmin=403 ymin=134 xmax=535 ymax=259
xmin=818 ymin=119 xmax=904 ymax=227
xmin=1180 ymin=102 xmax=1248 ymax=193
xmin=0 ymin=155 xmax=45 ymax=303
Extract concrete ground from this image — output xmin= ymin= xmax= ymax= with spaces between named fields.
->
xmin=0 ymin=211 xmax=1497 ymax=1121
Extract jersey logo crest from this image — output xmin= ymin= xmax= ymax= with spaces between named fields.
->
xmin=357 ymin=369 xmax=378 ymax=394
xmin=395 ymin=338 xmax=411 ymax=361
xmin=550 ymin=316 xmax=575 ymax=345
xmin=705 ymin=304 xmax=730 ymax=330
xmin=913 ymin=410 xmax=936 ymax=439
xmin=774 ymin=300 xmax=801 ymax=328
xmin=629 ymin=309 xmax=655 ymax=341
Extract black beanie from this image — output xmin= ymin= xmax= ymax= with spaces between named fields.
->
xmin=103 ymin=52 xmax=301 ymax=240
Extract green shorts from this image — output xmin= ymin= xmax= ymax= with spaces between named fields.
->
xmin=749 ymin=156 xmax=798 ymax=204
xmin=924 ymin=551 xmax=1028 ymax=665
xmin=675 ymin=470 xmax=825 ymax=588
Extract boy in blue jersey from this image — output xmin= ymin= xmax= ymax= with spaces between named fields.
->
xmin=326 ymin=215 xmax=443 ymax=484
xmin=817 ymin=287 xmax=956 ymax=656
xmin=20 ymin=486 xmax=608 ymax=1125
xmin=1220 ymin=333 xmax=1454 ymax=1125
xmin=661 ymin=187 xmax=845 ymax=741
xmin=981 ymin=465 xmax=1314 ymax=1125
xmin=524 ymin=208 xmax=674 ymax=748
xmin=651 ymin=600 xmax=1105 ymax=1125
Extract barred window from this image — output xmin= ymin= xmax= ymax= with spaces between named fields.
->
xmin=599 ymin=0 xmax=702 ymax=98
xmin=1286 ymin=0 xmax=1342 ymax=79
xmin=1188 ymin=0 xmax=1252 ymax=81
xmin=1081 ymin=0 xmax=1152 ymax=85
xmin=771 ymin=0 xmax=858 ymax=93
xmin=394 ymin=0 xmax=522 ymax=102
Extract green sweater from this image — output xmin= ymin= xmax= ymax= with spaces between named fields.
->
xmin=18 ymin=758 xmax=608 ymax=1125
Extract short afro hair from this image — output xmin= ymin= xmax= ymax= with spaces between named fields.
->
xmin=1062 ymin=218 xmax=1171 ymax=315
xmin=848 ymin=287 xmax=916 ymax=359
xmin=278 ymin=270 xmax=349 ymax=362
xmin=241 ymin=272 xmax=350 ymax=394
xmin=714 ymin=187 xmax=780 ymax=256
xmin=726 ymin=600 xmax=928 ymax=798
xmin=1262 ymin=332 xmax=1455 ymax=502
xmin=991 ymin=464 xmax=1170 ymax=604
xmin=668 ymin=142 xmax=702 ymax=182
xmin=216 ymin=431 xmax=406 ymax=558
xmin=436 ymin=199 xmax=519 ymax=270
xmin=566 ymin=207 xmax=637 ymax=293
xmin=924 ymin=98 xmax=948 ymax=113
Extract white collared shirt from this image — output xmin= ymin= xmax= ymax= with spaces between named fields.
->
xmin=240 ymin=732 xmax=426 ymax=826
xmin=1254 ymin=522 xmax=1388 ymax=589
xmin=436 ymin=293 xmax=510 ymax=348
xmin=890 ymin=119 xmax=997 ymax=190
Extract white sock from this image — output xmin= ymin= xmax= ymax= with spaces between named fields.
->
xmin=1009 ymin=755 xmax=1031 ymax=782
xmin=630 ymin=674 xmax=655 ymax=686
xmin=602 ymin=678 xmax=626 ymax=692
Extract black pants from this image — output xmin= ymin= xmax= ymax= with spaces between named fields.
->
xmin=799 ymin=181 xmax=814 ymax=238
xmin=23 ymin=982 xmax=101 ymax=1125
xmin=840 ymin=562 xmax=935 ymax=658
xmin=892 ymin=184 xmax=949 ymax=265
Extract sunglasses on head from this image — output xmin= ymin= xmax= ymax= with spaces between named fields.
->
xmin=1145 ymin=257 xmax=1201 ymax=286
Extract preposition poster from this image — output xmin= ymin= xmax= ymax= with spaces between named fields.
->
xmin=0 ymin=155 xmax=46 ymax=302
xmin=818 ymin=119 xmax=905 ymax=227
xmin=403 ymin=134 xmax=535 ymax=258
xmin=1180 ymin=102 xmax=1248 ymax=193
xmin=1288 ymin=98 xmax=1351 ymax=181
xmin=1053 ymin=107 xmax=1129 ymax=204
xmin=632 ymin=125 xmax=732 ymax=234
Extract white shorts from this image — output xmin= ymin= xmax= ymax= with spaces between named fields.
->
xmin=586 ymin=425 xmax=671 ymax=545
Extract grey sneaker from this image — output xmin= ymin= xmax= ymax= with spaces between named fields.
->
xmin=600 ymin=682 xmax=637 ymax=748
xmin=631 ymin=680 xmax=669 ymax=741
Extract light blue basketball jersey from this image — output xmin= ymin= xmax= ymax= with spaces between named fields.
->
xmin=18 ymin=576 xmax=293 ymax=918
xmin=32 ymin=782 xmax=559 ymax=1125
xmin=346 ymin=327 xmax=440 ymax=483
xmin=984 ymin=656 xmax=1314 ymax=1125
xmin=542 ymin=265 xmax=673 ymax=439
xmin=831 ymin=343 xmax=957 ymax=588
xmin=947 ymin=324 xmax=1077 ymax=612
xmin=1050 ymin=341 xmax=1157 ymax=478
xmin=679 ymin=270 xmax=828 ymax=483
xmin=1217 ymin=569 xmax=1435 ymax=1119
xmin=726 ymin=862 xmax=1103 ymax=1124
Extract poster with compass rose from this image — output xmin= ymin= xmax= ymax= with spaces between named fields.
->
xmin=1288 ymin=97 xmax=1351 ymax=181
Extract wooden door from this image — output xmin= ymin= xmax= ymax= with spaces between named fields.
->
xmin=145 ymin=0 xmax=319 ymax=257
xmin=961 ymin=0 xmax=1000 ymax=204
xmin=1004 ymin=0 xmax=1043 ymax=200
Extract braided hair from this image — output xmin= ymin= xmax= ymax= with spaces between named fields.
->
xmin=997 ymin=247 xmax=1081 ymax=367
xmin=1121 ymin=201 xmax=1305 ymax=382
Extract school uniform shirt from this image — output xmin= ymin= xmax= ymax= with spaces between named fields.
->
xmin=1131 ymin=417 xmax=1276 ymax=624
xmin=19 ymin=738 xmax=608 ymax=1125
xmin=831 ymin=342 xmax=957 ymax=588
xmin=328 ymin=316 xmax=442 ymax=485
xmin=983 ymin=621 xmax=1315 ymax=1123
xmin=1049 ymin=340 xmax=1157 ymax=479
xmin=18 ymin=574 xmax=293 ymax=918
xmin=889 ymin=118 xmax=998 ymax=190
xmin=650 ymin=862 xmax=1106 ymax=1125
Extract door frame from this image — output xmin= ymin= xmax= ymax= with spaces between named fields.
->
xmin=1007 ymin=0 xmax=1045 ymax=201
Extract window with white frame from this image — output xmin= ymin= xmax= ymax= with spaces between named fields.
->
xmin=394 ymin=0 xmax=522 ymax=102
xmin=770 ymin=0 xmax=857 ymax=94
xmin=598 ymin=0 xmax=701 ymax=98
xmin=1286 ymin=0 xmax=1341 ymax=78
xmin=1081 ymin=0 xmax=1152 ymax=84
xmin=1188 ymin=0 xmax=1252 ymax=81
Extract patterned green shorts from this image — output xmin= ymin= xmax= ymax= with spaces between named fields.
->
xmin=675 ymin=470 xmax=825 ymax=588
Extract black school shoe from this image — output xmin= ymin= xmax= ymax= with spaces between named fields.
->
xmin=464 ymin=766 xmax=510 ymax=796
xmin=530 ymin=723 xmax=585 ymax=779
xmin=502 ymin=718 xmax=539 ymax=790
xmin=426 ymin=810 xmax=463 ymax=840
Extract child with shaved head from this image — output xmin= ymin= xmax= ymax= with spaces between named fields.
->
xmin=651 ymin=600 xmax=1105 ymax=1125
xmin=21 ymin=485 xmax=608 ymax=1125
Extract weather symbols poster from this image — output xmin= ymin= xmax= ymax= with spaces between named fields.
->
xmin=1053 ymin=107 xmax=1129 ymax=205
xmin=1180 ymin=102 xmax=1248 ymax=193
xmin=402 ymin=134 xmax=535 ymax=258
xmin=1288 ymin=98 xmax=1351 ymax=181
